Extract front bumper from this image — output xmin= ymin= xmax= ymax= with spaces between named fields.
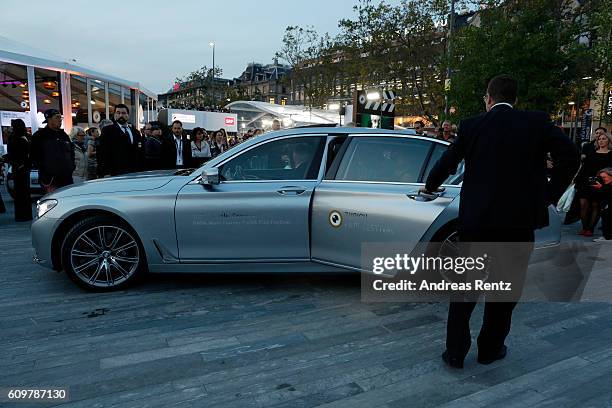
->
xmin=31 ymin=215 xmax=61 ymax=270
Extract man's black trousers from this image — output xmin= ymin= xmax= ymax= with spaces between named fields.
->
xmin=446 ymin=229 xmax=535 ymax=361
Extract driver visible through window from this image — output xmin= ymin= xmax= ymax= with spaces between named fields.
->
xmin=220 ymin=136 xmax=325 ymax=181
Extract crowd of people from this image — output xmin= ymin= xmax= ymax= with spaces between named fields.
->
xmin=0 ymin=106 xmax=274 ymax=222
xmin=0 ymin=105 xmax=609 ymax=242
xmin=411 ymin=119 xmax=457 ymax=143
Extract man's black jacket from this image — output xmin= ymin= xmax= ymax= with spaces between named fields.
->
xmin=98 ymin=122 xmax=144 ymax=176
xmin=160 ymin=134 xmax=193 ymax=170
xmin=425 ymin=105 xmax=579 ymax=231
xmin=30 ymin=126 xmax=75 ymax=184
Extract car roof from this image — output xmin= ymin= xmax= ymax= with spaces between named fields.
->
xmin=250 ymin=126 xmax=449 ymax=146
xmin=206 ymin=127 xmax=449 ymax=168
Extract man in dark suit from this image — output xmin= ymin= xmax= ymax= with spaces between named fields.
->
xmin=423 ymin=74 xmax=579 ymax=368
xmin=98 ymin=104 xmax=144 ymax=176
xmin=160 ymin=120 xmax=193 ymax=170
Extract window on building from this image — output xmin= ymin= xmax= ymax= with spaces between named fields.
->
xmin=70 ymin=75 xmax=88 ymax=128
xmin=0 ymin=62 xmax=28 ymax=112
xmin=90 ymin=79 xmax=107 ymax=125
xmin=108 ymin=83 xmax=121 ymax=117
xmin=35 ymin=68 xmax=62 ymax=127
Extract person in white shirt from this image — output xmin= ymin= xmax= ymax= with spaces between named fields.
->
xmin=191 ymin=127 xmax=211 ymax=167
xmin=161 ymin=120 xmax=193 ymax=169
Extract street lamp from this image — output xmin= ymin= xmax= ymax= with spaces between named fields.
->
xmin=209 ymin=42 xmax=215 ymax=106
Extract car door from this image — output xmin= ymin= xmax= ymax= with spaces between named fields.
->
xmin=311 ymin=135 xmax=460 ymax=271
xmin=175 ymin=135 xmax=326 ymax=262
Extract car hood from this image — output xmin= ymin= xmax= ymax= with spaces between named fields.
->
xmin=44 ymin=169 xmax=195 ymax=199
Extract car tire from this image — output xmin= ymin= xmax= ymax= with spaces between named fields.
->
xmin=61 ymin=216 xmax=147 ymax=291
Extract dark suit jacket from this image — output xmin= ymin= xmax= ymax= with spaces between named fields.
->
xmin=160 ymin=134 xmax=193 ymax=169
xmin=425 ymin=105 xmax=579 ymax=231
xmin=98 ymin=123 xmax=144 ymax=176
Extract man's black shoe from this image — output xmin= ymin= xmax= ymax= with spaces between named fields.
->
xmin=442 ymin=350 xmax=464 ymax=368
xmin=477 ymin=345 xmax=507 ymax=364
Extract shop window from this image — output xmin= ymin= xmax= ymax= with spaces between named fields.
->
xmin=90 ymin=79 xmax=107 ymax=125
xmin=108 ymin=83 xmax=121 ymax=117
xmin=35 ymin=68 xmax=62 ymax=128
xmin=0 ymin=62 xmax=28 ymax=113
xmin=70 ymin=75 xmax=88 ymax=128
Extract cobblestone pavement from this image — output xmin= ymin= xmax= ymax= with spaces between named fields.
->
xmin=1 ymin=191 xmax=611 ymax=407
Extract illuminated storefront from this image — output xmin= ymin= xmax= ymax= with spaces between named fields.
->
xmin=0 ymin=36 xmax=156 ymax=139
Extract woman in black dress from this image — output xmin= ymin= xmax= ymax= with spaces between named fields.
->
xmin=7 ymin=119 xmax=32 ymax=221
xmin=575 ymin=131 xmax=612 ymax=236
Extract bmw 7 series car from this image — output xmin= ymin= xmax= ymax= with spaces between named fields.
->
xmin=31 ymin=127 xmax=562 ymax=291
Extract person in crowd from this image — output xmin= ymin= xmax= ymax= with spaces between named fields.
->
xmin=272 ymin=119 xmax=281 ymax=131
xmin=438 ymin=120 xmax=455 ymax=143
xmin=143 ymin=122 xmax=153 ymax=138
xmin=98 ymin=104 xmax=144 ymax=176
xmin=291 ymin=143 xmax=312 ymax=177
xmin=244 ymin=128 xmax=254 ymax=141
xmin=581 ymin=127 xmax=607 ymax=159
xmin=86 ymin=127 xmax=100 ymax=180
xmin=31 ymin=109 xmax=75 ymax=192
xmin=161 ymin=120 xmax=192 ymax=169
xmin=70 ymin=127 xmax=88 ymax=183
xmin=143 ymin=121 xmax=164 ymax=170
xmin=98 ymin=118 xmax=113 ymax=130
xmin=210 ymin=130 xmax=228 ymax=158
xmin=591 ymin=167 xmax=612 ymax=242
xmin=7 ymin=119 xmax=32 ymax=221
xmin=253 ymin=128 xmax=264 ymax=137
xmin=218 ymin=128 xmax=230 ymax=146
xmin=190 ymin=127 xmax=211 ymax=167
xmin=414 ymin=120 xmax=425 ymax=136
xmin=423 ymin=74 xmax=579 ymax=369
xmin=227 ymin=134 xmax=237 ymax=148
xmin=575 ymin=130 xmax=612 ymax=236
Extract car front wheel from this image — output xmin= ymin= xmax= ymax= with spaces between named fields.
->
xmin=61 ymin=216 xmax=146 ymax=291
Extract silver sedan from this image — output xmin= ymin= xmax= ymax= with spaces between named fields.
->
xmin=31 ymin=127 xmax=561 ymax=291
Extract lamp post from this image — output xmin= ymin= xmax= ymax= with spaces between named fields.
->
xmin=443 ymin=0 xmax=456 ymax=119
xmin=209 ymin=42 xmax=215 ymax=107
xmin=574 ymin=76 xmax=593 ymax=143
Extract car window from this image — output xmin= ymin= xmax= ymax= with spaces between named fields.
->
xmin=219 ymin=136 xmax=325 ymax=181
xmin=334 ymin=137 xmax=432 ymax=183
xmin=421 ymin=143 xmax=464 ymax=185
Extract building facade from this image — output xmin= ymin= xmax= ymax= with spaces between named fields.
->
xmin=233 ymin=61 xmax=291 ymax=105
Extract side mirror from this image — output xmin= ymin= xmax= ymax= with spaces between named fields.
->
xmin=200 ymin=168 xmax=219 ymax=185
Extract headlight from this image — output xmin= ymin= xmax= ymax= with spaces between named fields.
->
xmin=37 ymin=199 xmax=58 ymax=218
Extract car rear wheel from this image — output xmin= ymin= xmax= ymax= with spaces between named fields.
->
xmin=61 ymin=216 xmax=146 ymax=291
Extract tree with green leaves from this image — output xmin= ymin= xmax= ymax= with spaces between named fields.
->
xmin=276 ymin=26 xmax=336 ymax=108
xmin=448 ymin=0 xmax=602 ymax=122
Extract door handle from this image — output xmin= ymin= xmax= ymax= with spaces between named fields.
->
xmin=277 ymin=186 xmax=307 ymax=195
xmin=407 ymin=190 xmax=439 ymax=202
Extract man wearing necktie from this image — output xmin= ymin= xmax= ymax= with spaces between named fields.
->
xmin=98 ymin=103 xmax=145 ymax=176
xmin=161 ymin=120 xmax=193 ymax=170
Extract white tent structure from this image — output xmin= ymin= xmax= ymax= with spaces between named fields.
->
xmin=226 ymin=101 xmax=341 ymax=131
xmin=0 ymin=36 xmax=156 ymax=132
